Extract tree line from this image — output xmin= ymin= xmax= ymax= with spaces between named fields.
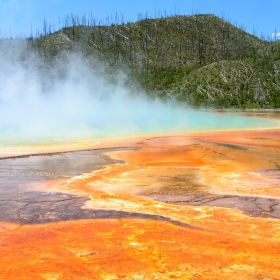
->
xmin=2 ymin=13 xmax=280 ymax=108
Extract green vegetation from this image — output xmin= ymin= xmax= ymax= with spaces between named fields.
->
xmin=7 ymin=14 xmax=280 ymax=108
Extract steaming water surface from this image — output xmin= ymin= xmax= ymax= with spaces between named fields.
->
xmin=0 ymin=50 xmax=279 ymax=149
xmin=1 ymin=109 xmax=279 ymax=149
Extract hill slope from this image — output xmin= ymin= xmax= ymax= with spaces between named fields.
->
xmin=6 ymin=14 xmax=280 ymax=108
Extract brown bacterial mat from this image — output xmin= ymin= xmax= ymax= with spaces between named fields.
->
xmin=1 ymin=127 xmax=280 ymax=279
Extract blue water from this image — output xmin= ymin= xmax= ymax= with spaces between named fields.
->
xmin=1 ymin=109 xmax=279 ymax=147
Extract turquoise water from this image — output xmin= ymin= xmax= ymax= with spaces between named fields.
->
xmin=1 ymin=52 xmax=279 ymax=147
xmin=1 ymin=109 xmax=279 ymax=147
xmin=0 ymin=48 xmax=280 ymax=147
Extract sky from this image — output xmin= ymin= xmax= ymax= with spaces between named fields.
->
xmin=0 ymin=0 xmax=279 ymax=40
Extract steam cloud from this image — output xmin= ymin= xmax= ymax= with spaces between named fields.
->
xmin=0 ymin=41 xmax=278 ymax=146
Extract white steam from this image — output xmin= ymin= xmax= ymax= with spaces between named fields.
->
xmin=0 ymin=41 xmax=278 ymax=146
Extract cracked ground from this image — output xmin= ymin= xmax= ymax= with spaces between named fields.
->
xmin=0 ymin=127 xmax=280 ymax=279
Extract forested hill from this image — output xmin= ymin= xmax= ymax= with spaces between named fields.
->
xmin=6 ymin=14 xmax=280 ymax=108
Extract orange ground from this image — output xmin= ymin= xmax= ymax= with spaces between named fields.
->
xmin=1 ymin=127 xmax=280 ymax=279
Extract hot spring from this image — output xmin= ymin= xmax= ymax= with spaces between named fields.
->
xmin=0 ymin=49 xmax=279 ymax=152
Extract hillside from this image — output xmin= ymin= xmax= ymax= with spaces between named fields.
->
xmin=6 ymin=14 xmax=280 ymax=108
